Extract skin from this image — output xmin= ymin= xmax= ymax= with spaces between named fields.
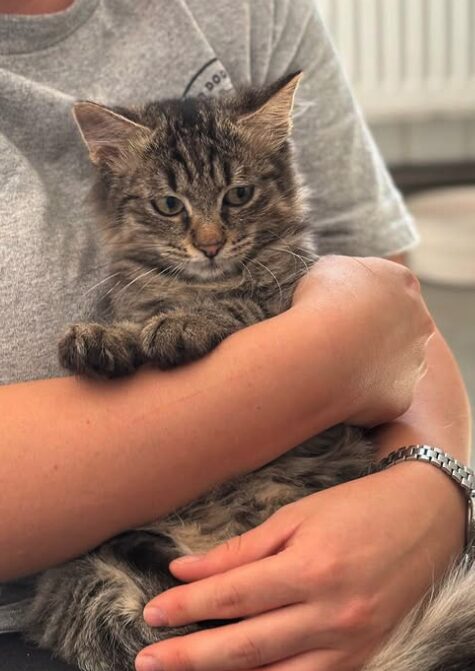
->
xmin=136 ymin=285 xmax=470 ymax=671
xmin=135 ymin=264 xmax=471 ymax=671
xmin=1 ymin=4 xmax=471 ymax=669
xmin=0 ymin=0 xmax=73 ymax=14
xmin=0 ymin=255 xmax=436 ymax=581
xmin=138 ymin=326 xmax=470 ymax=671
xmin=0 ymin=255 xmax=470 ymax=671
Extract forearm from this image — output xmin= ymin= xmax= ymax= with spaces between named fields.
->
xmin=0 ymin=304 xmax=345 ymax=582
xmin=371 ymin=329 xmax=471 ymax=570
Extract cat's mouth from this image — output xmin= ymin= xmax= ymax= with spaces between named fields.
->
xmin=164 ymin=234 xmax=256 ymax=281
xmin=185 ymin=254 xmax=239 ymax=280
xmin=180 ymin=240 xmax=255 ymax=280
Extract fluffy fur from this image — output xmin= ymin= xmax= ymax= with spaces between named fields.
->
xmin=24 ymin=74 xmax=475 ymax=671
xmin=365 ymin=560 xmax=475 ymax=671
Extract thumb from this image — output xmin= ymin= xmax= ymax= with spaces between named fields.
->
xmin=170 ymin=507 xmax=296 ymax=581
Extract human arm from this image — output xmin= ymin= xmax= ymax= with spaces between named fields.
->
xmin=133 ymin=3 xmax=470 ymax=668
xmin=0 ymin=256 xmax=432 ymax=583
xmin=365 ymin=253 xmax=470 ymax=463
xmin=0 ymin=298 xmax=338 ymax=582
xmin=137 ymin=259 xmax=470 ymax=671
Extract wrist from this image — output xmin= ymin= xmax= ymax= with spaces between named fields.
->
xmin=372 ymin=459 xmax=466 ymax=561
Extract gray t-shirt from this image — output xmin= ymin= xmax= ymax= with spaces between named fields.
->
xmin=0 ymin=0 xmax=418 ymax=633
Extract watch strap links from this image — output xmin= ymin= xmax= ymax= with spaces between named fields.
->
xmin=370 ymin=445 xmax=475 ymax=564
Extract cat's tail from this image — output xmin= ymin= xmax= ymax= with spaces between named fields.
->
xmin=364 ymin=562 xmax=475 ymax=671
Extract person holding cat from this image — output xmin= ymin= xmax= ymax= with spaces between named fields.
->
xmin=0 ymin=1 xmax=471 ymax=671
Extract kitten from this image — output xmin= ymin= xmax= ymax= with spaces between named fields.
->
xmin=57 ymin=73 xmax=317 ymax=377
xmin=24 ymin=74 xmax=475 ymax=671
xmin=23 ymin=72 xmax=372 ymax=670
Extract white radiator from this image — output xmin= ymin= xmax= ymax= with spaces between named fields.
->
xmin=318 ymin=0 xmax=475 ymax=122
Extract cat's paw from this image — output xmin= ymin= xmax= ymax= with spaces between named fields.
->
xmin=140 ymin=312 xmax=225 ymax=369
xmin=58 ymin=323 xmax=140 ymax=378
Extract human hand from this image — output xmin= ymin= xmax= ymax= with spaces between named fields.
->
xmin=291 ymin=255 xmax=434 ymax=426
xmin=136 ymin=464 xmax=463 ymax=671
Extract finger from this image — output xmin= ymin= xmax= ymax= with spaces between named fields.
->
xmin=137 ymin=604 xmax=324 ymax=671
xmin=144 ymin=551 xmax=300 ymax=627
xmin=170 ymin=509 xmax=296 ymax=582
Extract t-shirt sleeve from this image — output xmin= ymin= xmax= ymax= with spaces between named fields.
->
xmin=260 ymin=0 xmax=419 ymax=257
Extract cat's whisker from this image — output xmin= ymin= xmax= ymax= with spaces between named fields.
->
xmin=75 ymin=257 xmax=128 ymax=283
xmin=230 ymin=246 xmax=254 ymax=260
xmin=101 ymin=261 xmax=186 ymax=302
xmin=266 ymin=229 xmax=311 ymax=250
xmin=171 ymin=262 xmax=188 ymax=280
xmin=115 ymin=267 xmax=158 ymax=298
xmin=100 ymin=279 xmax=123 ymax=302
xmin=265 ymin=228 xmax=310 ymax=248
xmin=268 ymin=246 xmax=311 ymax=274
xmin=238 ymin=261 xmax=255 ymax=295
xmin=230 ymin=238 xmax=252 ymax=251
xmin=82 ymin=271 xmax=123 ymax=297
xmin=166 ymin=264 xmax=187 ymax=281
xmin=141 ymin=263 xmax=184 ymax=295
xmin=137 ymin=263 xmax=177 ymax=296
xmin=156 ymin=263 xmax=180 ymax=277
xmin=248 ymin=258 xmax=283 ymax=310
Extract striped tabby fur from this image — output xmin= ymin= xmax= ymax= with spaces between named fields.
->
xmin=25 ymin=74 xmax=475 ymax=671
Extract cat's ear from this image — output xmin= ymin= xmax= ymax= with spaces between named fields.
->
xmin=238 ymin=71 xmax=302 ymax=148
xmin=72 ymin=101 xmax=151 ymax=171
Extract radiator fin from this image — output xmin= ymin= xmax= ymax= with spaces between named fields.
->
xmin=319 ymin=0 xmax=475 ymax=121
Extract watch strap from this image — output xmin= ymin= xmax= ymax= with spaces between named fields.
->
xmin=370 ymin=444 xmax=475 ymax=564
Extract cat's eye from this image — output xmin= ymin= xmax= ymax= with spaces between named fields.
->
xmin=151 ymin=196 xmax=185 ymax=217
xmin=223 ymin=185 xmax=255 ymax=207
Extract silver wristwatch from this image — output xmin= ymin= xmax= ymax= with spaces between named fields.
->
xmin=370 ymin=445 xmax=475 ymax=564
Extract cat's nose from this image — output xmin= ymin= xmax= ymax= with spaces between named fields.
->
xmin=198 ymin=242 xmax=223 ymax=258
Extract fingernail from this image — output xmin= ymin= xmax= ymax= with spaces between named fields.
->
xmin=135 ymin=654 xmax=163 ymax=671
xmin=143 ymin=606 xmax=168 ymax=626
xmin=172 ymin=554 xmax=203 ymax=564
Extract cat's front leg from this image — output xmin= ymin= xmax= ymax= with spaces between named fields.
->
xmin=140 ymin=299 xmax=265 ymax=369
xmin=58 ymin=321 xmax=142 ymax=378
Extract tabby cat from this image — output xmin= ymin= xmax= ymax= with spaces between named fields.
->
xmin=25 ymin=73 xmax=475 ymax=671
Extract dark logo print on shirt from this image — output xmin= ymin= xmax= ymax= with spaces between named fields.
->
xmin=183 ymin=58 xmax=234 ymax=98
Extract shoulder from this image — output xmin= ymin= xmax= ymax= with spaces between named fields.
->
xmin=270 ymin=0 xmax=323 ymax=30
xmin=253 ymin=0 xmax=324 ymax=51
xmin=178 ymin=0 xmax=325 ymax=86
